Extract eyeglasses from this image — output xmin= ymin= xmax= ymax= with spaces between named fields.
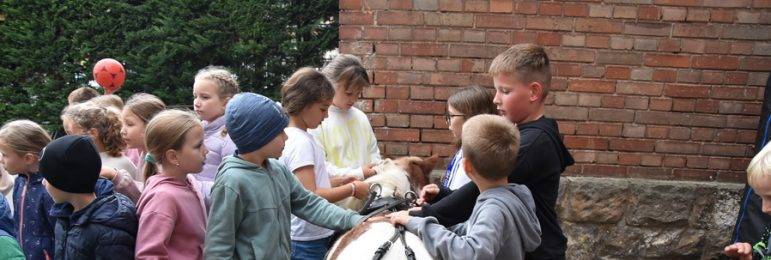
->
xmin=445 ymin=113 xmax=465 ymax=124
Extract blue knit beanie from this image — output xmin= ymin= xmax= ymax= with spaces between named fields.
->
xmin=225 ymin=93 xmax=288 ymax=154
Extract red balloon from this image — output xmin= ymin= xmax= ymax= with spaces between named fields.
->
xmin=92 ymin=58 xmax=126 ymax=94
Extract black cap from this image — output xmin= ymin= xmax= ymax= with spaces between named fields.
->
xmin=39 ymin=135 xmax=102 ymax=194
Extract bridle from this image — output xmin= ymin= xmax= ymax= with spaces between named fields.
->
xmin=359 ymin=183 xmax=419 ymax=260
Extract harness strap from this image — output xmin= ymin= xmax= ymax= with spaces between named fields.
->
xmin=372 ymin=227 xmax=401 ymax=260
xmin=397 ymin=225 xmax=416 ymax=260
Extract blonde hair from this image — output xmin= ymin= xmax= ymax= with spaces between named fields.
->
xmin=281 ymin=67 xmax=335 ymax=116
xmin=461 ymin=115 xmax=520 ymax=180
xmin=67 ymin=87 xmax=99 ymax=104
xmin=0 ymin=120 xmax=52 ymax=156
xmin=195 ymin=66 xmax=240 ymax=98
xmin=748 ymin=143 xmax=771 ymax=188
xmin=63 ymin=103 xmax=126 ymax=157
xmin=322 ymin=54 xmax=370 ymax=92
xmin=143 ymin=110 xmax=201 ymax=181
xmin=489 ymin=44 xmax=552 ymax=98
xmin=124 ymin=93 xmax=166 ymax=124
xmin=89 ymin=95 xmax=124 ymax=110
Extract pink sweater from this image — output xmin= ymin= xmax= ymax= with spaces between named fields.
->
xmin=135 ymin=174 xmax=207 ymax=259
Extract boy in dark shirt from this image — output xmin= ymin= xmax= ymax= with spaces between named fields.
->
xmin=411 ymin=43 xmax=575 ymax=259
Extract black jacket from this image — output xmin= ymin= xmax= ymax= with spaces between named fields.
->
xmin=411 ymin=116 xmax=574 ymax=259
xmin=50 ymin=192 xmax=137 ymax=260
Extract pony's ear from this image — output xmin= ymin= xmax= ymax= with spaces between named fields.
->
xmin=417 ymin=154 xmax=439 ymax=177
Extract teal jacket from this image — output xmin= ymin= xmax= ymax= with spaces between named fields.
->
xmin=204 ymin=156 xmax=364 ymax=259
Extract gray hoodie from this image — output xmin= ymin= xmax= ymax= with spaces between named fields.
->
xmin=406 ymin=184 xmax=541 ymax=260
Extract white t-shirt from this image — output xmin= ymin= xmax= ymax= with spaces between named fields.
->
xmin=100 ymin=152 xmax=140 ymax=181
xmin=443 ymin=149 xmax=471 ymax=190
xmin=279 ymin=127 xmax=335 ymax=241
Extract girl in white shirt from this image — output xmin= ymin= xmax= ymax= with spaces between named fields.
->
xmin=279 ymin=68 xmax=371 ymax=260
xmin=310 ymin=54 xmax=380 ymax=182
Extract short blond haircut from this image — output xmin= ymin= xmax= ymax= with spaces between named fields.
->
xmin=489 ymin=44 xmax=552 ymax=98
xmin=89 ymin=95 xmax=124 ymax=110
xmin=0 ymin=120 xmax=51 ymax=155
xmin=748 ymin=143 xmax=771 ymax=188
xmin=461 ymin=115 xmax=520 ymax=180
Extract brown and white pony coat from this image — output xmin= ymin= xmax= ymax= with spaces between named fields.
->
xmin=328 ymin=155 xmax=439 ymax=260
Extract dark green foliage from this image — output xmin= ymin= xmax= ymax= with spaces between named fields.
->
xmin=0 ymin=0 xmax=338 ymax=130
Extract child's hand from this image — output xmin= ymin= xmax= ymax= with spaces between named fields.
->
xmin=363 ymin=163 xmax=377 ymax=178
xmin=386 ymin=211 xmax=412 ymax=226
xmin=99 ymin=168 xmax=117 ymax=180
xmin=352 ymin=181 xmax=371 ymax=200
xmin=724 ymin=242 xmax=753 ymax=260
xmin=417 ymin=184 xmax=440 ymax=205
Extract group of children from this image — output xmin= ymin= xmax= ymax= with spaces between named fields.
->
xmin=0 ymin=43 xmax=588 ymax=260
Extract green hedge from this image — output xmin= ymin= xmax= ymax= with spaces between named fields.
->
xmin=0 ymin=0 xmax=338 ymax=130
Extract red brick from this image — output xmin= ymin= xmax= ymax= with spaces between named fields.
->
xmin=378 ymin=11 xmax=423 ymax=25
xmin=672 ymin=98 xmax=695 ymax=112
xmin=618 ymin=153 xmax=642 ymax=166
xmin=363 ymin=27 xmax=388 ymax=40
xmin=515 ymin=2 xmax=538 ymax=14
xmin=537 ymin=32 xmax=561 ymax=46
xmin=605 ymin=66 xmax=630 ymax=79
xmin=616 ymin=82 xmax=663 ymax=96
xmin=652 ymin=69 xmax=677 ymax=82
xmin=368 ymin=114 xmax=385 ymax=126
xmin=601 ymin=96 xmax=625 ymax=109
xmin=635 ymin=111 xmax=690 ymax=126
xmin=586 ymin=35 xmax=610 ymax=48
xmin=553 ymin=63 xmax=582 ymax=77
xmin=625 ymin=96 xmax=649 ymax=110
xmin=644 ymin=54 xmax=691 ymax=68
xmin=568 ymin=79 xmax=615 ymax=93
xmin=438 ymin=0 xmax=463 ymax=11
xmin=575 ymin=18 xmax=624 ymax=33
xmin=464 ymin=0 xmax=488 ymax=12
xmin=726 ymin=72 xmax=749 ymax=85
xmin=596 ymin=51 xmax=643 ymax=65
xmin=408 ymin=143 xmax=433 ymax=156
xmin=711 ymin=9 xmax=735 ymax=23
xmin=686 ymin=8 xmax=711 ymax=22
xmin=741 ymin=57 xmax=771 ymax=71
xmin=384 ymin=142 xmax=408 ymax=155
xmin=711 ymin=86 xmax=758 ymax=100
xmin=638 ymin=6 xmax=662 ymax=20
xmin=396 ymin=100 xmax=445 ymax=114
xmin=677 ymin=70 xmax=701 ymax=83
xmin=614 ymin=6 xmax=638 ymax=19
xmin=655 ymin=140 xmax=700 ymax=154
xmin=695 ymin=99 xmax=719 ymax=113
xmin=340 ymin=0 xmax=362 ymax=10
xmin=340 ymin=26 xmax=362 ymax=40
xmin=703 ymin=144 xmax=749 ymax=157
xmin=474 ymin=14 xmax=523 ymax=29
xmin=512 ymin=31 xmax=537 ymax=44
xmin=490 ymin=0 xmax=513 ymax=13
xmin=640 ymin=155 xmax=663 ymax=166
xmin=590 ymin=108 xmax=635 ymax=122
xmin=539 ymin=2 xmax=562 ymax=16
xmin=646 ymin=126 xmax=670 ymax=139
xmin=673 ymin=169 xmax=717 ymax=182
xmin=673 ymin=24 xmax=722 ymax=38
xmin=340 ymin=12 xmax=374 ymax=25
xmin=662 ymin=7 xmax=687 ymax=21
xmin=659 ymin=39 xmax=681 ymax=52
xmin=386 ymin=114 xmax=410 ymax=127
xmin=628 ymin=167 xmax=673 ymax=180
xmin=563 ymin=3 xmax=589 ymax=17
xmin=703 ymin=0 xmax=752 ymax=8
xmin=564 ymin=136 xmax=609 ymax=150
xmin=649 ymin=98 xmax=673 ymax=111
xmin=526 ymin=17 xmax=573 ymax=31
xmin=610 ymin=139 xmax=655 ymax=152
xmin=389 ymin=0 xmax=413 ymax=10
xmin=428 ymin=72 xmax=471 ymax=86
xmin=701 ymin=71 xmax=725 ymax=84
xmin=410 ymin=115 xmax=435 ymax=128
xmin=662 ymin=156 xmax=686 ymax=167
xmin=692 ymin=55 xmax=740 ymax=70
xmin=663 ymin=84 xmax=711 ymax=98
xmin=401 ymin=43 xmax=447 ymax=57
xmin=375 ymin=128 xmax=420 ymax=142
xmin=422 ymin=129 xmax=453 ymax=143
xmin=547 ymin=48 xmax=596 ymax=63
xmin=624 ymin=23 xmax=671 ymax=36
xmin=374 ymin=43 xmax=399 ymax=55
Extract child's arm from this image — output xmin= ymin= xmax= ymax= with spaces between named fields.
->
xmin=94 ymin=228 xmax=139 ymax=260
xmin=135 ymin=210 xmax=176 ymax=258
xmin=410 ymin=181 xmax=479 ymax=227
xmin=398 ymin=205 xmax=510 ymax=260
xmin=286 ymin=167 xmax=364 ymax=230
xmin=204 ymin=185 xmax=243 ymax=259
xmin=294 ymin=166 xmax=369 ymax=202
xmin=101 ymin=168 xmax=141 ymax=203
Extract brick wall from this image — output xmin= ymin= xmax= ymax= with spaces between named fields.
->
xmin=339 ymin=0 xmax=771 ymax=182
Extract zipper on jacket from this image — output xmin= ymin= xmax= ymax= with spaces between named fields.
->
xmin=18 ymin=176 xmax=29 ymax=248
